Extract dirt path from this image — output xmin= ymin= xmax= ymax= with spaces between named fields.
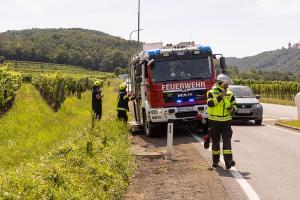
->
xmin=125 ymin=131 xmax=231 ymax=200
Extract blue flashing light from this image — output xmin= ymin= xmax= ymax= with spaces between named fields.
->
xmin=176 ymin=99 xmax=182 ymax=103
xmin=197 ymin=45 xmax=212 ymax=54
xmin=146 ymin=49 xmax=161 ymax=57
xmin=188 ymin=99 xmax=195 ymax=102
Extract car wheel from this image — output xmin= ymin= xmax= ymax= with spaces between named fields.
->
xmin=255 ymin=119 xmax=262 ymax=125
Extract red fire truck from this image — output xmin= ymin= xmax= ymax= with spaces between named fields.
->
xmin=129 ymin=42 xmax=226 ymax=137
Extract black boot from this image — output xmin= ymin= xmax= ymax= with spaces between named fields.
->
xmin=225 ymin=160 xmax=235 ymax=170
xmin=212 ymin=162 xmax=219 ymax=168
xmin=212 ymin=155 xmax=220 ymax=168
xmin=203 ymin=135 xmax=210 ymax=149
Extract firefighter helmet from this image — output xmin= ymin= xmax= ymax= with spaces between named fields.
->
xmin=119 ymin=83 xmax=127 ymax=91
xmin=216 ymin=74 xmax=232 ymax=85
xmin=94 ymin=80 xmax=102 ymax=87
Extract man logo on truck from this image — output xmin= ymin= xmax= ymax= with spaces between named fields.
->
xmin=177 ymin=93 xmax=193 ymax=98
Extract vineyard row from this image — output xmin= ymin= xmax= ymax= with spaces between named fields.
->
xmin=234 ymin=79 xmax=300 ymax=101
xmin=32 ymin=73 xmax=103 ymax=111
xmin=0 ymin=65 xmax=22 ymax=113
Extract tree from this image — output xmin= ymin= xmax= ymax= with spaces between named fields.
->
xmin=0 ymin=56 xmax=5 ymax=64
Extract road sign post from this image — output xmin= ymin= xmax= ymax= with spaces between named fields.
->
xmin=295 ymin=92 xmax=300 ymax=120
xmin=167 ymin=119 xmax=174 ymax=160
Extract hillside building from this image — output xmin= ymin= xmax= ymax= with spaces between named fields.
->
xmin=289 ymin=41 xmax=300 ymax=49
xmin=292 ymin=42 xmax=300 ymax=49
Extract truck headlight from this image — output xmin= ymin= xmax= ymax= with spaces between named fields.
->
xmin=150 ymin=109 xmax=163 ymax=115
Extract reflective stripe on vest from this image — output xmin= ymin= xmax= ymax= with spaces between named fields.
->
xmin=117 ymin=107 xmax=128 ymax=111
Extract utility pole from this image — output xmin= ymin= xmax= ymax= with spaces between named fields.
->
xmin=138 ymin=0 xmax=141 ymax=43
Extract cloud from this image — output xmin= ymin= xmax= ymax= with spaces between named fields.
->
xmin=256 ymin=0 xmax=300 ymax=15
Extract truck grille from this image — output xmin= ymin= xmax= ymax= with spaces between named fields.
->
xmin=163 ymin=89 xmax=206 ymax=103
xmin=175 ymin=111 xmax=198 ymax=118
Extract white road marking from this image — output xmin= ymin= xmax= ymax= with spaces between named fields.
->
xmin=263 ymin=118 xmax=291 ymax=121
xmin=263 ymin=114 xmax=293 ymax=119
xmin=191 ymin=133 xmax=261 ymax=200
xmin=265 ymin=124 xmax=300 ymax=136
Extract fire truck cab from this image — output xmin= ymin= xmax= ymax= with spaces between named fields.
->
xmin=130 ymin=42 xmax=226 ymax=137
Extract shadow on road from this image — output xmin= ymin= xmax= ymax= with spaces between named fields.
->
xmin=232 ymin=120 xmax=266 ymax=127
xmin=214 ymin=167 xmax=252 ymax=180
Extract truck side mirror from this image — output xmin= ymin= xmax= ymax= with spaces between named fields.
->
xmin=220 ymin=57 xmax=226 ymax=70
xmin=256 ymin=95 xmax=261 ymax=99
xmin=136 ymin=76 xmax=142 ymax=83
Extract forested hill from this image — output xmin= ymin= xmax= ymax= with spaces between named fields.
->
xmin=0 ymin=28 xmax=141 ymax=71
xmin=227 ymin=48 xmax=300 ymax=73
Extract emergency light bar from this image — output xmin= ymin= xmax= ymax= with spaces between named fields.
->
xmin=197 ymin=45 xmax=212 ymax=54
xmin=144 ymin=44 xmax=212 ymax=58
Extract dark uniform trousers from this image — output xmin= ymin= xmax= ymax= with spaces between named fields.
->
xmin=209 ymin=120 xmax=233 ymax=164
xmin=118 ymin=111 xmax=128 ymax=122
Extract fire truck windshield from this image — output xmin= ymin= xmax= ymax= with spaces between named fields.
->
xmin=151 ymin=57 xmax=212 ymax=82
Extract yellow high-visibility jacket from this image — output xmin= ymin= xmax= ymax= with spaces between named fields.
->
xmin=207 ymin=84 xmax=237 ymax=121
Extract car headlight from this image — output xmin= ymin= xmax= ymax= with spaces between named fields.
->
xmin=252 ymin=104 xmax=262 ymax=108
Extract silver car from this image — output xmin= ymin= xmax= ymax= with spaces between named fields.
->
xmin=229 ymin=85 xmax=263 ymax=125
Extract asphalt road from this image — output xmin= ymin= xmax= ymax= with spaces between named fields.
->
xmin=190 ymin=103 xmax=299 ymax=200
xmin=130 ymin=102 xmax=300 ymax=199
xmin=230 ymin=103 xmax=300 ymax=200
xmin=261 ymin=103 xmax=297 ymax=120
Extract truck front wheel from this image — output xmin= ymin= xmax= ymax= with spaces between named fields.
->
xmin=143 ymin=111 xmax=162 ymax=138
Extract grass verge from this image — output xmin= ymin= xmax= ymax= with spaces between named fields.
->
xmin=260 ymin=97 xmax=295 ymax=106
xmin=0 ymin=84 xmax=91 ymax=168
xmin=277 ymin=120 xmax=300 ymax=129
xmin=0 ymin=80 xmax=135 ymax=199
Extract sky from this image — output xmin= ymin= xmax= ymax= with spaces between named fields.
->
xmin=0 ymin=0 xmax=300 ymax=58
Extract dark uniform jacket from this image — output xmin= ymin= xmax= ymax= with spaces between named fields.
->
xmin=92 ymin=87 xmax=102 ymax=112
xmin=117 ymin=91 xmax=130 ymax=111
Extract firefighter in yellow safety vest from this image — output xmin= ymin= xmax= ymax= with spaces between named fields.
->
xmin=207 ymin=74 xmax=237 ymax=169
xmin=117 ymin=83 xmax=134 ymax=122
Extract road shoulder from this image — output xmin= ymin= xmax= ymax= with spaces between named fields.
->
xmin=124 ymin=134 xmax=231 ymax=200
xmin=275 ymin=121 xmax=300 ymax=131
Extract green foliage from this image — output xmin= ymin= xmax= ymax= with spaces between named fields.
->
xmin=0 ymin=56 xmax=5 ymax=64
xmin=233 ymin=79 xmax=300 ymax=101
xmin=279 ymin=120 xmax=300 ymax=128
xmin=0 ymin=28 xmax=141 ymax=72
xmin=32 ymin=73 xmax=100 ymax=110
xmin=6 ymin=60 xmax=115 ymax=80
xmin=114 ymin=67 xmax=129 ymax=76
xmin=0 ymin=80 xmax=134 ymax=199
xmin=227 ymin=48 xmax=300 ymax=73
xmin=227 ymin=66 xmax=300 ymax=81
xmin=0 ymin=84 xmax=91 ymax=168
xmin=0 ymin=65 xmax=22 ymax=113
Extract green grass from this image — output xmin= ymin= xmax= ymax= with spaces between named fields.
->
xmin=278 ymin=120 xmax=300 ymax=128
xmin=260 ymin=97 xmax=295 ymax=106
xmin=0 ymin=84 xmax=91 ymax=169
xmin=0 ymin=80 xmax=134 ymax=199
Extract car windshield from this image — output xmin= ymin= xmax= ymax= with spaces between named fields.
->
xmin=151 ymin=57 xmax=212 ymax=82
xmin=230 ymin=87 xmax=255 ymax=98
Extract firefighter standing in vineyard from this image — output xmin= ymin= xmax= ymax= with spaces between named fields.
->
xmin=117 ymin=83 xmax=134 ymax=122
xmin=92 ymin=80 xmax=103 ymax=119
xmin=206 ymin=74 xmax=237 ymax=169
